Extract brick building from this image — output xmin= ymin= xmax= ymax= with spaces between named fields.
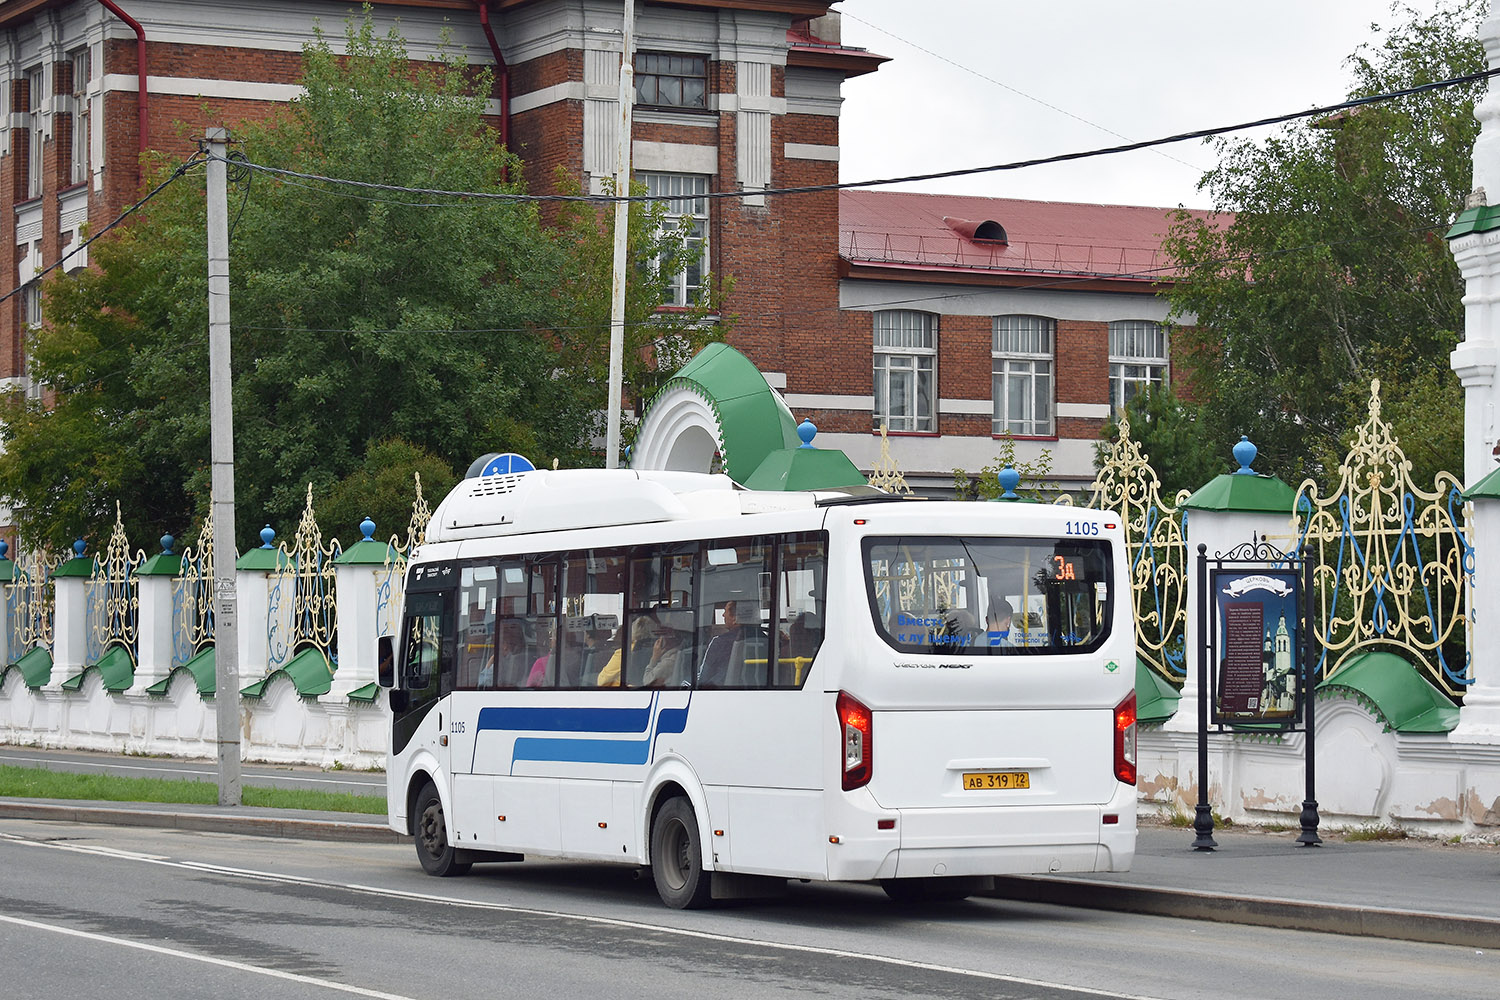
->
xmin=0 ymin=0 xmax=1195 ymax=492
xmin=804 ymin=190 xmax=1213 ymax=490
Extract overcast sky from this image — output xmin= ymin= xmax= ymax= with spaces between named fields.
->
xmin=835 ymin=0 xmax=1467 ymax=209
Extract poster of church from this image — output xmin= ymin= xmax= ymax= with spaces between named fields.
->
xmin=1210 ymin=569 xmax=1301 ymax=726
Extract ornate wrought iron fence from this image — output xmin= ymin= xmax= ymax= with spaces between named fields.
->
xmin=85 ymin=506 xmax=142 ymax=664
xmin=1292 ymin=381 xmax=1473 ymax=695
xmin=375 ymin=474 xmax=433 ymax=638
xmin=172 ymin=516 xmax=215 ymax=668
xmin=267 ymin=484 xmax=342 ymax=670
xmin=8 ymin=544 xmax=55 ymax=656
xmin=1074 ymin=411 xmax=1192 ymax=684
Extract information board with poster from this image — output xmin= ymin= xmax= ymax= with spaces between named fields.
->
xmin=1210 ymin=568 xmax=1301 ymax=727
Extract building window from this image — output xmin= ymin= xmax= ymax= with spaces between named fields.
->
xmin=635 ymin=52 xmax=708 ymax=110
xmin=26 ymin=65 xmax=44 ymax=200
xmin=993 ymin=315 xmax=1054 ymax=436
xmin=873 ymin=310 xmax=936 ymax=433
xmin=642 ymin=172 xmax=708 ymax=307
xmin=21 ymin=283 xmax=40 ymax=328
xmin=69 ymin=47 xmax=89 ymax=187
xmin=1109 ymin=320 xmax=1168 ymax=413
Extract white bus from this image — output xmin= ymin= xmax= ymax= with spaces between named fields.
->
xmin=379 ymin=468 xmax=1137 ymax=908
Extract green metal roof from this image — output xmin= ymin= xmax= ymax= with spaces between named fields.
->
xmin=136 ymin=552 xmax=183 ymax=577
xmin=742 ymin=445 xmax=867 ymax=491
xmin=1183 ymin=472 xmax=1298 ymax=513
xmin=654 ymin=343 xmax=800 ymax=484
xmin=240 ymin=646 xmax=333 ymax=699
xmin=1317 ymin=651 xmax=1459 ymax=733
xmin=52 ymin=556 xmax=95 ymax=579
xmin=1465 ymin=463 xmax=1500 ymax=501
xmin=145 ymin=646 xmax=217 ymax=697
xmin=1447 ymin=204 xmax=1500 ymax=239
xmin=61 ymin=644 xmax=135 ymax=693
xmin=346 ymin=681 xmax=381 ymax=703
xmin=236 ymin=546 xmax=289 ymax=571
xmin=11 ymin=646 xmax=52 ymax=689
xmin=1135 ymin=657 xmax=1182 ymax=725
xmin=333 ymin=538 xmax=399 ymax=566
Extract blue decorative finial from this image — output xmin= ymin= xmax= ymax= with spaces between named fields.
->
xmin=160 ymin=534 xmax=175 ymax=555
xmin=260 ymin=525 xmax=276 ymax=549
xmin=0 ymin=539 xmax=9 ymax=560
xmin=998 ymin=465 xmax=1021 ymax=500
xmin=797 ymin=418 xmax=817 ymax=449
xmin=73 ymin=538 xmax=86 ymax=559
xmin=1232 ymin=435 xmax=1257 ymax=475
xmin=360 ymin=517 xmax=376 ymax=541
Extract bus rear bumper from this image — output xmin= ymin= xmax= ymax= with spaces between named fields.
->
xmin=824 ymin=783 xmax=1136 ymax=882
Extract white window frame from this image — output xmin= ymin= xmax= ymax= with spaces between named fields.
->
xmin=642 ymin=172 xmax=709 ymax=308
xmin=26 ymin=65 xmax=45 ymax=200
xmin=69 ymin=47 xmax=90 ymax=188
xmin=1109 ymin=320 xmax=1168 ymax=414
xmin=873 ymin=310 xmax=937 ymax=433
xmin=992 ymin=315 xmax=1054 ymax=437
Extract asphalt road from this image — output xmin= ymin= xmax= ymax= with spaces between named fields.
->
xmin=1 ymin=817 xmax=1495 ymax=1000
xmin=0 ymin=746 xmax=384 ymax=796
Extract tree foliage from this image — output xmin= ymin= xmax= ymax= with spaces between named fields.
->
xmin=1156 ymin=0 xmax=1483 ymax=487
xmin=0 ymin=12 xmax=724 ymax=552
xmin=952 ymin=435 xmax=1057 ymax=502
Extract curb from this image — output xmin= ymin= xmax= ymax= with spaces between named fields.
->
xmin=989 ymin=876 xmax=1500 ymax=950
xmin=0 ymin=800 xmax=404 ymax=844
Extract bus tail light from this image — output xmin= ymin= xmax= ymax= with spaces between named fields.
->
xmin=837 ymin=691 xmax=873 ymax=791
xmin=1114 ymin=691 xmax=1137 ymax=786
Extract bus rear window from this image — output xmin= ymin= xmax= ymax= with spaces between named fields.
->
xmin=865 ymin=536 xmax=1113 ymax=655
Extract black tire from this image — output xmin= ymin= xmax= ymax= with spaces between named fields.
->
xmin=650 ymin=797 xmax=713 ymax=909
xmin=880 ymin=876 xmax=981 ymax=903
xmin=414 ymin=781 xmax=472 ymax=877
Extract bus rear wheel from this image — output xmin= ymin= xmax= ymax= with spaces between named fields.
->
xmin=414 ymin=781 xmax=471 ymax=877
xmin=650 ymin=797 xmax=713 ymax=909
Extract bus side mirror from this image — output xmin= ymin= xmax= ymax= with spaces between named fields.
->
xmin=378 ymin=635 xmax=395 ymax=688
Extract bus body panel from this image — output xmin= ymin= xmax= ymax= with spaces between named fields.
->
xmin=866 ymin=707 xmax=1118 ymax=810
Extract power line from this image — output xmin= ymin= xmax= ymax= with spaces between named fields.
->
xmin=0 ymin=154 xmax=206 ymax=306
xmin=209 ymin=64 xmax=1499 ymax=207
xmin=839 ymin=11 xmax=1206 ymax=174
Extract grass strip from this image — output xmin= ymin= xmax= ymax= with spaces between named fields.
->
xmin=0 ymin=764 xmax=386 ymax=815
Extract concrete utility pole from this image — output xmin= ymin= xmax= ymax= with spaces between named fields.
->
xmin=605 ymin=0 xmax=636 ymax=469
xmin=205 ymin=127 xmax=242 ymax=805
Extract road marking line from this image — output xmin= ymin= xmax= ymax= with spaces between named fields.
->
xmin=1 ymin=832 xmax=1165 ymax=1000
xmin=0 ymin=912 xmax=419 ymax=1000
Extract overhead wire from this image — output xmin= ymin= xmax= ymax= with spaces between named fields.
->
xmin=0 ymin=153 xmax=206 ymax=307
xmin=207 ymin=64 xmax=1500 ymax=206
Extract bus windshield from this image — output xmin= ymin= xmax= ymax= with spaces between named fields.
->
xmin=865 ymin=535 xmax=1113 ymax=655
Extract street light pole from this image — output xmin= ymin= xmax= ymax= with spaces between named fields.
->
xmin=605 ymin=0 xmax=635 ymax=469
xmin=205 ymin=127 xmax=242 ymax=806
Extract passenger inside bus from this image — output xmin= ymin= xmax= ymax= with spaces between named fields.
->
xmin=641 ymin=610 xmax=691 ymax=687
xmin=696 ymin=600 xmax=763 ymax=687
xmin=987 ymin=597 xmax=1016 ymax=646
xmin=597 ymin=616 xmax=652 ymax=687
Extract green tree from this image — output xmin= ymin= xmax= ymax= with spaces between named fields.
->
xmin=1098 ymin=387 xmax=1226 ymax=499
xmin=317 ymin=438 xmax=459 ymax=548
xmin=952 ymin=434 xmax=1057 ymax=501
xmin=0 ymin=11 xmax=721 ymax=552
xmin=1158 ymin=0 xmax=1482 ymax=487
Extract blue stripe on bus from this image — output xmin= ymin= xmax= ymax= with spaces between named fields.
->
xmin=512 ymin=736 xmax=651 ymax=766
xmin=477 ymin=705 xmax=651 ymax=734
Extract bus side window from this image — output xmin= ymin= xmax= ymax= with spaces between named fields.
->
xmin=775 ymin=534 xmax=827 ymax=688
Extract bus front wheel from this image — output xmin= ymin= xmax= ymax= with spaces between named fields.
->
xmin=414 ymin=781 xmax=472 ymax=877
xmin=650 ymin=797 xmax=713 ymax=909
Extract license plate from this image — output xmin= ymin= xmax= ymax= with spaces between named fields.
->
xmin=963 ymin=770 xmax=1030 ymax=790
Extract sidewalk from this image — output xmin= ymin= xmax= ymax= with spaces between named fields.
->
xmin=3 ymin=796 xmax=1497 ymax=948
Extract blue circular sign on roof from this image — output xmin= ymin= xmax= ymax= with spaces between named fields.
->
xmin=480 ymin=452 xmax=535 ymax=476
